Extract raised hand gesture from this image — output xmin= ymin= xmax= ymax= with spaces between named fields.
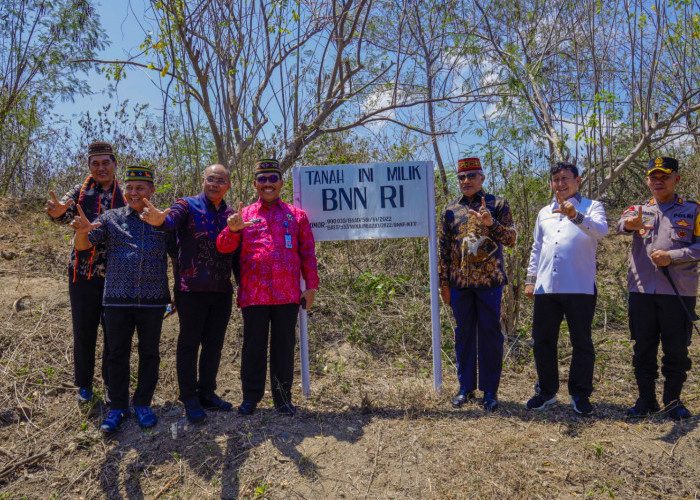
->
xmin=468 ymin=197 xmax=494 ymax=227
xmin=140 ymin=198 xmax=171 ymax=226
xmin=226 ymin=202 xmax=256 ymax=232
xmin=623 ymin=206 xmax=653 ymax=232
xmin=70 ymin=205 xmax=102 ymax=233
xmin=552 ymin=193 xmax=576 ymax=218
xmin=45 ymin=190 xmax=74 ymax=219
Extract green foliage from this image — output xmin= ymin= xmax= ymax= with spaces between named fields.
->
xmin=0 ymin=0 xmax=106 ymax=195
xmin=352 ymin=271 xmax=408 ymax=302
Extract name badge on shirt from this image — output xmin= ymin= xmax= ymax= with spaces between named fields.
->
xmin=285 ymin=233 xmax=293 ymax=249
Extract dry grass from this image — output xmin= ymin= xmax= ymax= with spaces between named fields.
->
xmin=0 ymin=198 xmax=698 ymax=499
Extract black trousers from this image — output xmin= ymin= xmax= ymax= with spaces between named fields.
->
xmin=241 ymin=304 xmax=299 ymax=406
xmin=103 ymin=306 xmax=165 ymax=410
xmin=175 ymin=291 xmax=233 ymax=402
xmin=628 ymin=292 xmax=694 ymax=405
xmin=68 ymin=277 xmax=109 ymax=388
xmin=532 ymin=293 xmax=596 ymax=398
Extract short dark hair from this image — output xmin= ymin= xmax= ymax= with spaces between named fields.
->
xmin=550 ymin=161 xmax=578 ymax=179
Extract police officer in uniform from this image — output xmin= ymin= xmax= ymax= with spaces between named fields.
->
xmin=618 ymin=157 xmax=700 ymax=420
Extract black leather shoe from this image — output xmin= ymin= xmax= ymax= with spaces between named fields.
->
xmin=626 ymin=398 xmax=660 ymax=418
xmin=276 ymin=403 xmax=296 ymax=416
xmin=452 ymin=390 xmax=476 ymax=408
xmin=184 ymin=399 xmax=207 ymax=424
xmin=667 ymin=402 xmax=692 ymax=421
xmin=238 ymin=400 xmax=257 ymax=415
xmin=482 ymin=392 xmax=498 ymax=411
xmin=199 ymin=393 xmax=233 ymax=412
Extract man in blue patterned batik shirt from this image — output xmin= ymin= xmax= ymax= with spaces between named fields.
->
xmin=140 ymin=164 xmax=237 ymax=424
xmin=72 ymin=166 xmax=172 ymax=433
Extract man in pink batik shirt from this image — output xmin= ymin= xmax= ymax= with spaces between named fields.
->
xmin=217 ymin=159 xmax=318 ymax=416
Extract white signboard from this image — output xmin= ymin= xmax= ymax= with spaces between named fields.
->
xmin=292 ymin=162 xmax=432 ymax=241
xmin=292 ymin=161 xmax=443 ymax=395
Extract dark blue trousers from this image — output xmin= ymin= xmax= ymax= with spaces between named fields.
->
xmin=450 ymin=287 xmax=503 ymax=394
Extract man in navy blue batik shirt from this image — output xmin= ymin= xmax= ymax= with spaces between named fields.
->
xmin=140 ymin=164 xmax=236 ymax=423
xmin=72 ymin=166 xmax=171 ymax=433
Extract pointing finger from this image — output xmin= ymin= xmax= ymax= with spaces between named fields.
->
xmin=238 ymin=201 xmax=244 ymax=213
xmin=50 ymin=190 xmax=58 ymax=204
xmin=76 ymin=204 xmax=87 ymax=218
xmin=481 ymin=197 xmax=486 ymax=208
xmin=143 ymin=198 xmax=156 ymax=209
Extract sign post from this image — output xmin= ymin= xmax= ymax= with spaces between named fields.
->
xmin=293 ymin=162 xmax=443 ymax=396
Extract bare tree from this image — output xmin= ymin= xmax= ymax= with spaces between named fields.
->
xmin=0 ymin=0 xmax=104 ymax=194
xmin=470 ymin=0 xmax=700 ymax=198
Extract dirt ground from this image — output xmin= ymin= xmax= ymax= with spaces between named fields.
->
xmin=0 ymin=198 xmax=699 ymax=499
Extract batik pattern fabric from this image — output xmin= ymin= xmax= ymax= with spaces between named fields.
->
xmin=88 ymin=206 xmax=171 ymax=307
xmin=50 ymin=177 xmax=125 ymax=281
xmin=216 ymin=198 xmax=319 ymax=308
xmin=438 ymin=191 xmax=516 ymax=290
xmin=162 ymin=192 xmax=235 ymax=293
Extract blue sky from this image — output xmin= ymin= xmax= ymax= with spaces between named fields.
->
xmin=49 ymin=1 xmax=486 ymax=175
xmin=52 ymin=0 xmax=162 ymax=122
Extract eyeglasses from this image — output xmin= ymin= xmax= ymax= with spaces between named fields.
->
xmin=647 ymin=174 xmax=672 ymax=182
xmin=256 ymin=174 xmax=280 ymax=184
xmin=551 ymin=176 xmax=575 ymax=184
xmin=457 ymin=172 xmax=480 ymax=181
xmin=205 ymin=176 xmax=228 ymax=185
